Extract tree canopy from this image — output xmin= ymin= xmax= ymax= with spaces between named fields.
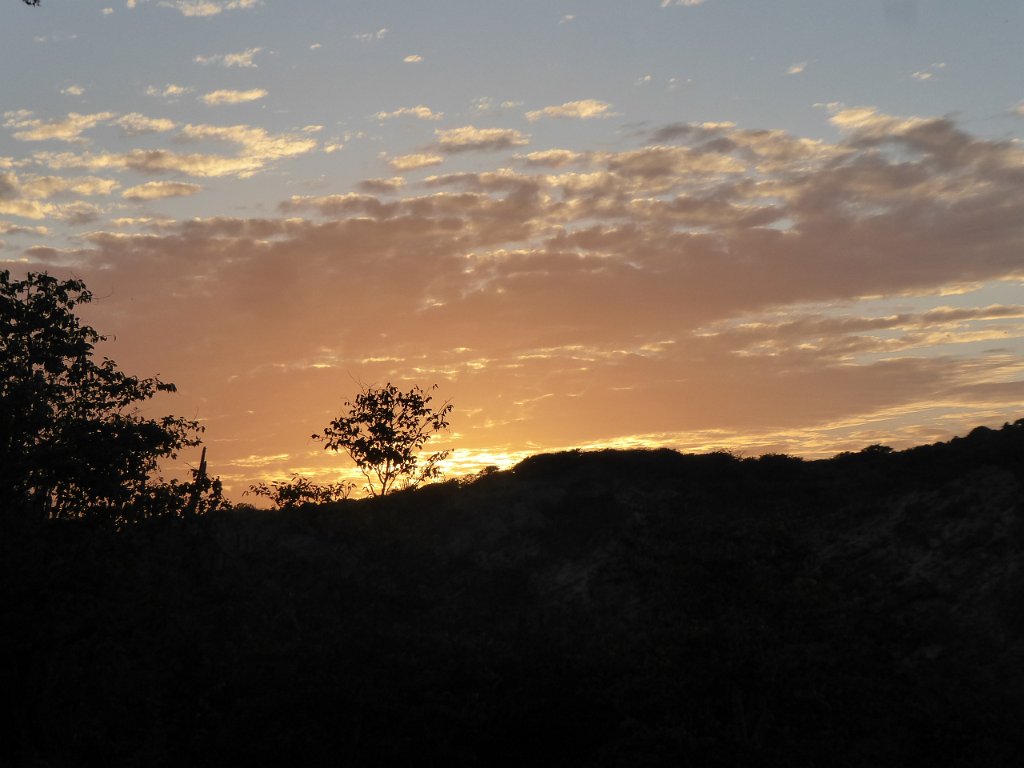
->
xmin=0 ymin=270 xmax=217 ymax=526
xmin=313 ymin=382 xmax=453 ymax=497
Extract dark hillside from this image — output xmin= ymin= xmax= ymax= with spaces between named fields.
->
xmin=4 ymin=421 xmax=1024 ymax=766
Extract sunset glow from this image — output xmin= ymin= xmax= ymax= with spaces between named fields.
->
xmin=3 ymin=1 xmax=1023 ymax=498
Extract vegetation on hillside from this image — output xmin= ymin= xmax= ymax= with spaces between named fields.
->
xmin=4 ymin=421 xmax=1024 ymax=766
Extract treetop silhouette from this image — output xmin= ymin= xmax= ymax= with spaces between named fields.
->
xmin=0 ymin=270 xmax=219 ymax=525
xmin=313 ymin=382 xmax=453 ymax=497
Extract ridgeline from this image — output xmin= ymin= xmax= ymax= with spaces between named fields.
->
xmin=4 ymin=421 xmax=1024 ymax=766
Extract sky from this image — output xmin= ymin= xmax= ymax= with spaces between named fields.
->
xmin=3 ymin=0 xmax=1024 ymax=499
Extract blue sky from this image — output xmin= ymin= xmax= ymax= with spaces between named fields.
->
xmin=4 ymin=0 xmax=1024 ymax=496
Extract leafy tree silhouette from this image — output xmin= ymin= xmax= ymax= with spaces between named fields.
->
xmin=313 ymin=382 xmax=453 ymax=497
xmin=0 ymin=270 xmax=216 ymax=525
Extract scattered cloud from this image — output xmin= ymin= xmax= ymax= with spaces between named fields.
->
xmin=115 ymin=113 xmax=177 ymax=133
xmin=525 ymin=99 xmax=615 ymax=122
xmin=3 ymin=111 xmax=116 ymax=142
xmin=34 ymin=123 xmax=316 ymax=179
xmin=661 ymin=0 xmax=705 ymax=6
xmin=356 ymin=176 xmax=406 ymax=194
xmin=517 ymin=149 xmax=586 ymax=168
xmin=163 ymin=0 xmax=260 ymax=18
xmin=309 ymin=43 xmax=322 ymax=50
xmin=61 ymin=85 xmax=85 ymax=96
xmin=787 ymin=61 xmax=807 ymax=75
xmin=560 ymin=14 xmax=575 ymax=24
xmin=102 ymin=8 xmax=114 ymax=15
xmin=11 ymin=102 xmax=1024 ymax=491
xmin=0 ymin=221 xmax=49 ymax=236
xmin=435 ymin=126 xmax=529 ymax=153
xmin=403 ymin=54 xmax=423 ymax=63
xmin=912 ymin=62 xmax=946 ymax=81
xmin=201 ymin=88 xmax=268 ymax=105
xmin=195 ymin=47 xmax=263 ymax=68
xmin=386 ymin=152 xmax=444 ymax=171
xmin=353 ymin=28 xmax=388 ymax=41
xmin=122 ymin=181 xmax=203 ymax=200
xmin=146 ymin=83 xmax=192 ymax=99
xmin=373 ymin=105 xmax=443 ymax=122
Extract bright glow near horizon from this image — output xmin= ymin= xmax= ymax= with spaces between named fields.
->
xmin=3 ymin=1 xmax=1024 ymax=498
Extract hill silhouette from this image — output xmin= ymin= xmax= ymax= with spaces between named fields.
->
xmin=4 ymin=421 xmax=1024 ymax=766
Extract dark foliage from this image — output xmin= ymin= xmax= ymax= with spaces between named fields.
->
xmin=246 ymin=473 xmax=356 ymax=509
xmin=4 ymin=421 xmax=1024 ymax=766
xmin=0 ymin=271 xmax=220 ymax=526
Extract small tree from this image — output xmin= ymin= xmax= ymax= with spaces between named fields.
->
xmin=0 ymin=270 xmax=214 ymax=525
xmin=312 ymin=382 xmax=453 ymax=497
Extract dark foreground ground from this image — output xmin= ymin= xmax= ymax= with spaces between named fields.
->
xmin=3 ymin=422 xmax=1024 ymax=766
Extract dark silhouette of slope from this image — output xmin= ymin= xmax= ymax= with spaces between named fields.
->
xmin=3 ymin=420 xmax=1024 ymax=766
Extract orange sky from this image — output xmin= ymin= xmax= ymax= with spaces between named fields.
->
xmin=3 ymin=2 xmax=1024 ymax=499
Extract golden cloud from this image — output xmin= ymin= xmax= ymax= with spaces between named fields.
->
xmin=201 ymin=89 xmax=268 ymax=105
xmin=373 ymin=105 xmax=442 ymax=121
xmin=387 ymin=152 xmax=444 ymax=171
xmin=122 ymin=181 xmax=203 ymax=200
xmin=4 ymin=111 xmax=116 ymax=142
xmin=525 ymin=100 xmax=615 ymax=122
xmin=434 ymin=126 xmax=529 ymax=153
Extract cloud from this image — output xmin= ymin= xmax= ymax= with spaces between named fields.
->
xmin=34 ymin=123 xmax=316 ymax=179
xmin=164 ymin=0 xmax=259 ymax=17
xmin=195 ymin=47 xmax=263 ymax=68
xmin=17 ymin=107 xmax=1024 ymax=493
xmin=517 ymin=149 xmax=587 ymax=168
xmin=354 ymin=28 xmax=388 ymax=41
xmin=61 ymin=85 xmax=85 ymax=96
xmin=201 ymin=88 xmax=268 ymax=105
xmin=403 ymin=54 xmax=423 ymax=63
xmin=115 ymin=113 xmax=177 ymax=133
xmin=786 ymin=62 xmax=807 ymax=75
xmin=4 ymin=111 xmax=116 ymax=142
xmin=386 ymin=152 xmax=444 ymax=171
xmin=661 ymin=0 xmax=705 ymax=6
xmin=122 ymin=181 xmax=203 ymax=200
xmin=373 ymin=105 xmax=443 ymax=122
xmin=146 ymin=84 xmax=192 ymax=99
xmin=434 ymin=126 xmax=529 ymax=153
xmin=356 ymin=177 xmax=407 ymax=194
xmin=525 ymin=100 xmax=615 ymax=122
xmin=912 ymin=71 xmax=932 ymax=81
xmin=0 ymin=221 xmax=49 ymax=236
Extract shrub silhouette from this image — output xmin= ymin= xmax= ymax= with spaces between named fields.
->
xmin=246 ymin=473 xmax=355 ymax=509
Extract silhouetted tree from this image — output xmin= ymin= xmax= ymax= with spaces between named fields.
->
xmin=22 ymin=1 xmax=41 ymax=7
xmin=0 ymin=270 xmax=214 ymax=525
xmin=313 ymin=382 xmax=452 ymax=497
